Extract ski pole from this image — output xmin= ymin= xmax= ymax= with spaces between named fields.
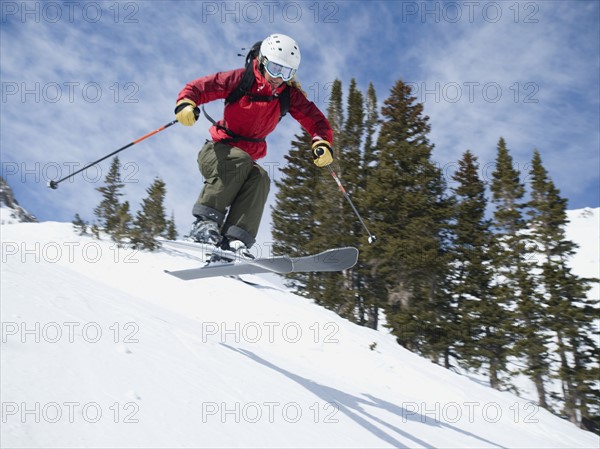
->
xmin=48 ymin=119 xmax=177 ymax=189
xmin=47 ymin=109 xmax=198 ymax=189
xmin=325 ymin=165 xmax=377 ymax=244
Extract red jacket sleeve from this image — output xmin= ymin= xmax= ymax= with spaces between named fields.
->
xmin=288 ymin=88 xmax=333 ymax=145
xmin=177 ymin=69 xmax=245 ymax=105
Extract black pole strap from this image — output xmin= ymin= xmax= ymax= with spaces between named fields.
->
xmin=201 ymin=105 xmax=266 ymax=144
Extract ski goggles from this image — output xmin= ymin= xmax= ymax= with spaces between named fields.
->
xmin=263 ymin=59 xmax=297 ymax=81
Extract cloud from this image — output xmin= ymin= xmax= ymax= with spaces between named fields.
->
xmin=0 ymin=1 xmax=361 ymax=244
xmin=405 ymin=2 xmax=599 ymax=206
xmin=1 ymin=1 xmax=598 ymax=249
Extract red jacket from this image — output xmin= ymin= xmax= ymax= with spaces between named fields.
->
xmin=177 ymin=60 xmax=333 ymax=160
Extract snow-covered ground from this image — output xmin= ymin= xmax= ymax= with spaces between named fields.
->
xmin=472 ymin=207 xmax=600 ymax=408
xmin=1 ymin=209 xmax=599 ymax=448
xmin=566 ymin=208 xmax=600 ymax=299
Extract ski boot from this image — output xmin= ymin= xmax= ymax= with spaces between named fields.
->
xmin=186 ymin=217 xmax=221 ymax=263
xmin=188 ymin=217 xmax=221 ymax=246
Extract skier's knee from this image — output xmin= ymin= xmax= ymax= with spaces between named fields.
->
xmin=254 ymin=165 xmax=271 ymax=196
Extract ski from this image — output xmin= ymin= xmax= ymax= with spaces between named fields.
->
xmin=165 ymin=260 xmax=288 ymax=280
xmin=292 ymin=246 xmax=359 ymax=273
xmin=163 ymin=242 xmax=358 ymax=281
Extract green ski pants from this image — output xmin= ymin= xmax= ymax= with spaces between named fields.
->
xmin=192 ymin=140 xmax=270 ymax=247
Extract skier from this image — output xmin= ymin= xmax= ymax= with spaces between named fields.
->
xmin=175 ymin=34 xmax=333 ymax=257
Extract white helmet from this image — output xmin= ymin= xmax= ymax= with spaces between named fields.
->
xmin=260 ymin=34 xmax=301 ymax=80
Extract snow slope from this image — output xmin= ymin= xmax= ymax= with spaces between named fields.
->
xmin=1 ymin=212 xmax=599 ymax=448
xmin=566 ymin=208 xmax=600 ymax=299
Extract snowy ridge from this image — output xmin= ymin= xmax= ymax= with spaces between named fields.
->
xmin=1 ymin=214 xmax=599 ymax=448
xmin=0 ymin=177 xmax=37 ymax=225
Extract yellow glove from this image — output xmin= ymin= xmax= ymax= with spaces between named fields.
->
xmin=175 ymin=99 xmax=198 ymax=126
xmin=312 ymin=140 xmax=333 ymax=167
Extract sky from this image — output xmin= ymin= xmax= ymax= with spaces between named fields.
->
xmin=1 ymin=0 xmax=599 ymax=247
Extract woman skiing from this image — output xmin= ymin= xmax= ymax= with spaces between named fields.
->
xmin=175 ymin=34 xmax=333 ymax=256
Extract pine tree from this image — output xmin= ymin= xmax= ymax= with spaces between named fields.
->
xmin=449 ymin=151 xmax=500 ymax=373
xmin=340 ymin=79 xmax=369 ymax=323
xmin=130 ymin=178 xmax=168 ymax=250
xmin=490 ymin=138 xmax=549 ymax=399
xmin=338 ymin=79 xmax=364 ymax=200
xmin=94 ymin=157 xmax=125 ymax=235
xmin=488 ymin=137 xmax=525 ymax=388
xmin=308 ymin=79 xmax=356 ymax=315
xmin=326 ymin=79 xmax=345 ymax=141
xmin=273 ymin=80 xmax=373 ymax=324
xmin=90 ymin=223 xmax=100 ymax=239
xmin=272 ymin=129 xmax=321 ymax=290
xmin=319 ymin=79 xmax=367 ymax=319
xmin=527 ymin=149 xmax=599 ymax=427
xmin=72 ymin=213 xmax=88 ymax=236
xmin=490 ymin=138 xmax=525 ymax=234
xmin=355 ymin=82 xmax=382 ymax=329
xmin=361 ymin=79 xmax=453 ymax=360
xmin=112 ymin=201 xmax=132 ymax=246
xmin=165 ymin=212 xmax=178 ymax=240
xmin=311 ymin=79 xmax=345 ymax=258
xmin=362 ymin=82 xmax=379 ymax=176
